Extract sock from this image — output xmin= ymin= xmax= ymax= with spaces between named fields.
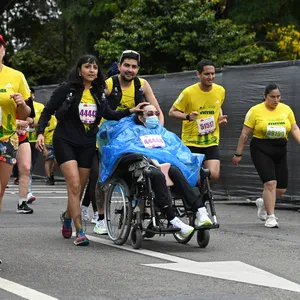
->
xmin=98 ymin=214 xmax=104 ymax=221
xmin=170 ymin=217 xmax=178 ymax=224
xmin=267 ymin=213 xmax=275 ymax=218
xmin=18 ymin=198 xmax=27 ymax=205
xmin=198 ymin=207 xmax=208 ymax=215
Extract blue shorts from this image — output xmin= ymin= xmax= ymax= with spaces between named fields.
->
xmin=0 ymin=134 xmax=18 ymax=165
xmin=44 ymin=145 xmax=55 ymax=161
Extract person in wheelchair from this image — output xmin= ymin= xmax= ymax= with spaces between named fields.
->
xmin=100 ymin=104 xmax=213 ymax=238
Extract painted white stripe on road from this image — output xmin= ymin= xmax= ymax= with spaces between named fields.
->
xmin=0 ymin=277 xmax=59 ymax=300
xmin=87 ymin=234 xmax=300 ymax=293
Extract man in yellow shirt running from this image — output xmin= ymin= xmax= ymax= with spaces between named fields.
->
xmin=169 ymin=59 xmax=227 ymax=183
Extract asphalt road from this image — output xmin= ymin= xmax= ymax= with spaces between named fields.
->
xmin=0 ymin=180 xmax=299 ymax=300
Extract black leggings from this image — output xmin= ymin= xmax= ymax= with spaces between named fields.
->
xmin=150 ymin=166 xmax=203 ymax=220
xmin=250 ymin=137 xmax=288 ymax=188
xmin=81 ymin=150 xmax=99 ymax=212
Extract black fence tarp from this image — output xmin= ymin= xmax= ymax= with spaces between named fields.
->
xmin=33 ymin=60 xmax=300 ymax=202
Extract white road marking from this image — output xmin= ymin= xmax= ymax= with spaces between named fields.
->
xmin=0 ymin=277 xmax=59 ymax=300
xmin=87 ymin=234 xmax=300 ymax=293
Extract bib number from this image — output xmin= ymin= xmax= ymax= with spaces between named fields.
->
xmin=140 ymin=135 xmax=166 ymax=149
xmin=266 ymin=126 xmax=286 ymax=139
xmin=79 ymin=103 xmax=97 ymax=124
xmin=197 ymin=116 xmax=216 ymax=136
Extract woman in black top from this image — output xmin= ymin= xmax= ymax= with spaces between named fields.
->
xmin=36 ymin=54 xmax=145 ymax=246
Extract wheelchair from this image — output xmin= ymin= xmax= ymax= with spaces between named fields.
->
xmin=102 ymin=153 xmax=219 ymax=249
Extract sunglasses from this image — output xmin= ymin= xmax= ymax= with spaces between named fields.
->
xmin=144 ymin=111 xmax=160 ymax=117
xmin=120 ymin=50 xmax=140 ymax=62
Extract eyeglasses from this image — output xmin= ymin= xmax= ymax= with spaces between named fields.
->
xmin=144 ymin=111 xmax=160 ymax=117
xmin=120 ymin=50 xmax=140 ymax=62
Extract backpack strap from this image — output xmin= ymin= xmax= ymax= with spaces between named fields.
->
xmin=134 ymin=77 xmax=144 ymax=105
xmin=106 ymin=76 xmax=122 ymax=110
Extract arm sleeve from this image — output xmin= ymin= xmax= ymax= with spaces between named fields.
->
xmin=173 ymin=91 xmax=188 ymax=112
xmin=102 ymin=100 xmax=131 ymax=120
xmin=37 ymin=84 xmax=68 ymax=135
xmin=288 ymin=107 xmax=296 ymax=125
xmin=26 ymin=97 xmax=36 ymax=118
xmin=243 ymin=108 xmax=255 ymax=129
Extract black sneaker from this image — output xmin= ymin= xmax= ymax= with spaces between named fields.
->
xmin=45 ymin=176 xmax=55 ymax=185
xmin=17 ymin=201 xmax=33 ymax=214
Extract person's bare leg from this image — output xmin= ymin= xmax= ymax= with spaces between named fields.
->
xmin=263 ymin=180 xmax=277 ymax=215
xmin=0 ymin=162 xmax=14 ymax=211
xmin=203 ymin=159 xmax=220 ymax=184
xmin=17 ymin=142 xmax=31 ymax=200
xmin=60 ymin=160 xmax=90 ymax=232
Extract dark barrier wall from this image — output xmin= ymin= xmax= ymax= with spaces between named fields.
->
xmin=33 ymin=60 xmax=300 ymax=202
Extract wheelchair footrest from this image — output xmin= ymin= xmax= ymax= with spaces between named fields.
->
xmin=194 ymin=223 xmax=219 ymax=230
xmin=144 ymin=227 xmax=181 ymax=234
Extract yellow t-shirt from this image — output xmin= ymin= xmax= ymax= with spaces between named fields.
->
xmin=0 ymin=65 xmax=30 ymax=140
xmin=44 ymin=115 xmax=57 ymax=145
xmin=105 ymin=76 xmax=145 ymax=111
xmin=173 ymin=83 xmax=225 ymax=147
xmin=79 ymin=88 xmax=97 ymax=131
xmin=28 ymin=101 xmax=45 ymax=142
xmin=244 ymin=102 xmax=296 ymax=140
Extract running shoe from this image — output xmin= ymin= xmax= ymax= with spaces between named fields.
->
xmin=265 ymin=215 xmax=279 ymax=228
xmin=74 ymin=229 xmax=89 ymax=246
xmin=14 ymin=177 xmax=19 ymax=185
xmin=171 ymin=217 xmax=194 ymax=238
xmin=256 ymin=198 xmax=267 ymax=221
xmin=195 ymin=208 xmax=213 ymax=227
xmin=17 ymin=201 xmax=33 ymax=214
xmin=27 ymin=192 xmax=36 ymax=204
xmin=81 ymin=205 xmax=90 ymax=222
xmin=93 ymin=220 xmax=108 ymax=235
xmin=60 ymin=211 xmax=72 ymax=238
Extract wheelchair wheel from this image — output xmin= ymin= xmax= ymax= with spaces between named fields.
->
xmin=197 ymin=229 xmax=210 ymax=248
xmin=131 ymin=227 xmax=142 ymax=249
xmin=105 ymin=179 xmax=132 ymax=245
xmin=173 ymin=216 xmax=194 ymax=244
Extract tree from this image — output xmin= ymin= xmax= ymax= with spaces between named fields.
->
xmin=95 ymin=0 xmax=276 ymax=73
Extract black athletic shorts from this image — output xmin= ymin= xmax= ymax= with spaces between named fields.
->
xmin=53 ymin=135 xmax=96 ymax=169
xmin=250 ymin=137 xmax=288 ymax=188
xmin=187 ymin=145 xmax=220 ymax=160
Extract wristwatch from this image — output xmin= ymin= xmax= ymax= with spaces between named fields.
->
xmin=186 ymin=114 xmax=190 ymax=121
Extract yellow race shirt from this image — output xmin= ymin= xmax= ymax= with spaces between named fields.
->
xmin=28 ymin=101 xmax=45 ymax=142
xmin=44 ymin=115 xmax=57 ymax=145
xmin=244 ymin=102 xmax=296 ymax=140
xmin=79 ymin=88 xmax=97 ymax=131
xmin=0 ymin=65 xmax=30 ymax=140
xmin=106 ymin=76 xmax=145 ymax=111
xmin=173 ymin=83 xmax=225 ymax=147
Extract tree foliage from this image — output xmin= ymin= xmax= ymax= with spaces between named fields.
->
xmin=95 ymin=0 xmax=276 ymax=73
xmin=0 ymin=0 xmax=298 ymax=85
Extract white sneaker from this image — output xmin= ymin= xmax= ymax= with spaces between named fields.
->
xmin=26 ymin=192 xmax=36 ymax=204
xmin=81 ymin=205 xmax=90 ymax=222
xmin=265 ymin=215 xmax=279 ymax=228
xmin=195 ymin=207 xmax=213 ymax=227
xmin=255 ymin=198 xmax=267 ymax=221
xmin=93 ymin=220 xmax=108 ymax=235
xmin=91 ymin=211 xmax=99 ymax=224
xmin=171 ymin=217 xmax=194 ymax=238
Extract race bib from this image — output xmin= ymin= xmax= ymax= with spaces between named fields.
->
xmin=79 ymin=103 xmax=97 ymax=124
xmin=266 ymin=125 xmax=286 ymax=139
xmin=140 ymin=134 xmax=166 ymax=149
xmin=197 ymin=116 xmax=216 ymax=136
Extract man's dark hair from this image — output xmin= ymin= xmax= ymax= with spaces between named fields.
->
xmin=119 ymin=50 xmax=140 ymax=66
xmin=196 ymin=59 xmax=215 ymax=73
xmin=68 ymin=54 xmax=105 ymax=89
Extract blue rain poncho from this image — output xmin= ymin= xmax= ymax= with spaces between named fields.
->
xmin=98 ymin=116 xmax=204 ymax=186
